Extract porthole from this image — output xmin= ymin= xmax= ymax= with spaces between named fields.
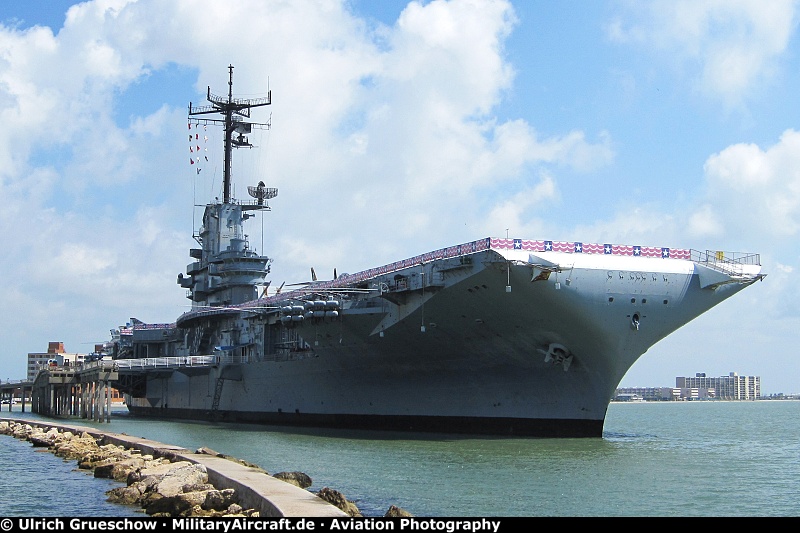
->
xmin=631 ymin=298 xmax=636 ymax=303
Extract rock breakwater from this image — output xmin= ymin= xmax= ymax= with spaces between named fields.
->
xmin=0 ymin=419 xmax=412 ymax=518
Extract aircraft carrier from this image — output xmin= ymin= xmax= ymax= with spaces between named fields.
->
xmin=108 ymin=66 xmax=765 ymax=437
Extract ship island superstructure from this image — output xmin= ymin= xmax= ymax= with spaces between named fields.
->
xmin=109 ymin=67 xmax=765 ymax=437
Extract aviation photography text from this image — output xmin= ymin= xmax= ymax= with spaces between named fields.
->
xmin=5 ymin=518 xmax=505 ymax=533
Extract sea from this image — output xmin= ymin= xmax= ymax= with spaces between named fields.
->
xmin=1 ymin=400 xmax=798 ymax=517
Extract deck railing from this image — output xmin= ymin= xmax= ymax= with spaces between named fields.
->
xmin=690 ymin=250 xmax=762 ymax=276
xmin=107 ymin=355 xmax=250 ymax=372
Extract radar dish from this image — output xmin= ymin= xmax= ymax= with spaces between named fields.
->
xmin=247 ymin=181 xmax=278 ymax=205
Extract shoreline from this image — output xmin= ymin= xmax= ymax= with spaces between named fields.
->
xmin=0 ymin=417 xmax=411 ymax=518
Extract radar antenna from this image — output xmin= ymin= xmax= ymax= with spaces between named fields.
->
xmin=188 ymin=64 xmax=272 ymax=204
xmin=247 ymin=181 xmax=278 ymax=206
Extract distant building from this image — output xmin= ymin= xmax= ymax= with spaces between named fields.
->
xmin=614 ymin=387 xmax=679 ymax=401
xmin=26 ymin=341 xmax=85 ymax=381
xmin=25 ymin=341 xmax=124 ymax=404
xmin=677 ymin=372 xmax=760 ymax=400
xmin=615 ymin=371 xmax=760 ymax=401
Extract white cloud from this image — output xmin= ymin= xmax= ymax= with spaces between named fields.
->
xmin=703 ymin=129 xmax=800 ymax=238
xmin=686 ymin=204 xmax=724 ymax=238
xmin=0 ymin=0 xmax=795 ymax=394
xmin=572 ymin=206 xmax=682 ymax=248
xmin=483 ymin=172 xmax=558 ymax=236
xmin=0 ymin=0 xmax=612 ymax=372
xmin=607 ymin=0 xmax=797 ymax=106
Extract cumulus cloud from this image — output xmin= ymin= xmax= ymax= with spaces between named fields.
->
xmin=606 ymin=0 xmax=797 ymax=106
xmin=1 ymin=0 xmax=795 ymax=392
xmin=686 ymin=204 xmax=724 ymax=238
xmin=703 ymin=129 xmax=800 ymax=238
xmin=483 ymin=172 xmax=558 ymax=235
xmin=0 ymin=0 xmax=614 ymax=371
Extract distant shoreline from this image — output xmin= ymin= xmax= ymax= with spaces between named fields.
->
xmin=611 ymin=397 xmax=800 ymax=403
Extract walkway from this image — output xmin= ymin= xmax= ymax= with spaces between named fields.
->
xmin=1 ymin=417 xmax=347 ymax=517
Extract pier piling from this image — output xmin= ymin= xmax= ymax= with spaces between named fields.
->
xmin=30 ymin=362 xmax=118 ymax=422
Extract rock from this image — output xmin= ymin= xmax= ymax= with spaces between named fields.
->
xmin=26 ymin=427 xmax=53 ymax=447
xmin=136 ymin=461 xmax=192 ymax=485
xmin=29 ymin=434 xmax=52 ymax=447
xmin=126 ymin=469 xmax=143 ymax=484
xmin=194 ymin=447 xmax=266 ymax=472
xmin=232 ymin=458 xmax=266 ymax=471
xmin=107 ymin=485 xmax=146 ymax=506
xmin=93 ymin=456 xmax=146 ymax=481
xmin=94 ymin=463 xmax=117 ymax=479
xmin=145 ymin=495 xmax=192 ymax=516
xmin=155 ymin=462 xmax=208 ymax=497
xmin=139 ymin=489 xmax=164 ymax=509
xmin=126 ymin=458 xmax=170 ymax=484
xmin=175 ymin=490 xmax=211 ymax=509
xmin=11 ymin=424 xmax=33 ymax=439
xmin=273 ymin=471 xmax=312 ymax=489
xmin=188 ymin=504 xmax=207 ymax=517
xmin=203 ymin=488 xmax=237 ymax=511
xmin=182 ymin=483 xmax=216 ymax=493
xmin=317 ymin=487 xmax=362 ymax=517
xmin=385 ymin=505 xmax=413 ymax=517
xmin=109 ymin=457 xmax=150 ymax=481
xmin=55 ymin=432 xmax=102 ymax=461
xmin=195 ymin=447 xmax=222 ymax=456
xmin=4 ymin=422 xmax=355 ymax=517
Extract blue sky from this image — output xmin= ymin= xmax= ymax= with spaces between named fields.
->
xmin=0 ymin=0 xmax=797 ymax=394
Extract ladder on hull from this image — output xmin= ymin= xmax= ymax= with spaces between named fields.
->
xmin=211 ymin=377 xmax=225 ymax=418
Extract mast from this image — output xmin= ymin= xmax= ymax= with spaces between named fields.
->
xmin=188 ymin=64 xmax=272 ymax=203
xmin=179 ymin=66 xmax=277 ymax=309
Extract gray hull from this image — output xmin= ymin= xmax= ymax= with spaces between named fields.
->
xmin=113 ymin=70 xmax=764 ymax=437
xmin=120 ymin=241 xmax=762 ymax=437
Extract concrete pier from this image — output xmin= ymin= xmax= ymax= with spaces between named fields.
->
xmin=26 ymin=357 xmax=224 ymax=423
xmin=1 ymin=417 xmax=348 ymax=517
xmin=0 ymin=380 xmax=30 ymax=412
xmin=30 ymin=363 xmax=118 ymax=423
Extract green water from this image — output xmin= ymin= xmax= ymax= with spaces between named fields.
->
xmin=2 ymin=400 xmax=798 ymax=516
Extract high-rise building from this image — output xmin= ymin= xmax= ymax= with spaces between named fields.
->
xmin=615 ymin=371 xmax=761 ymax=401
xmin=676 ymin=372 xmax=760 ymax=400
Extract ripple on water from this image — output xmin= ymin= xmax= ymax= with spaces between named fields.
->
xmin=0 ymin=433 xmax=142 ymax=517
